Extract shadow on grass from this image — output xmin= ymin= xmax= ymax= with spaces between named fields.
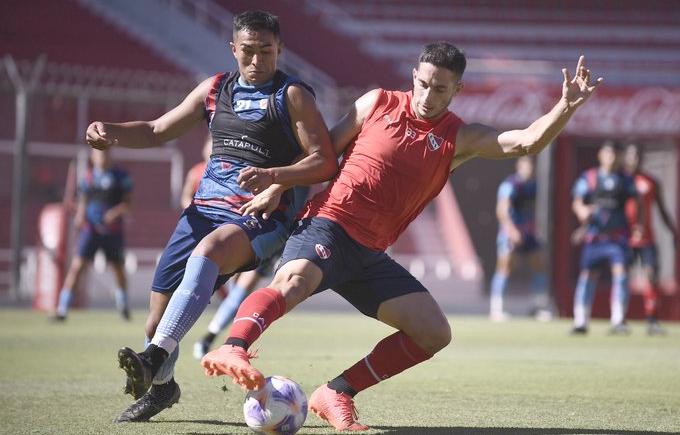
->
xmin=373 ymin=428 xmax=676 ymax=435
xmin=152 ymin=421 xmax=675 ymax=435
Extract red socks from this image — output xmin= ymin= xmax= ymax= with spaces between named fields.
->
xmin=642 ymin=283 xmax=658 ymax=318
xmin=227 ymin=288 xmax=286 ymax=348
xmin=342 ymin=331 xmax=432 ymax=394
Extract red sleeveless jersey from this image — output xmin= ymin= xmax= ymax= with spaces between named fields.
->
xmin=625 ymin=171 xmax=657 ymax=247
xmin=301 ymin=89 xmax=462 ymax=251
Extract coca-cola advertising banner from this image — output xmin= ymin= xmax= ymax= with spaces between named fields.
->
xmin=451 ymin=84 xmax=680 ymax=136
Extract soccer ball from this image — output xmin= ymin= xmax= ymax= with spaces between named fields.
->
xmin=243 ymin=375 xmax=308 ymax=435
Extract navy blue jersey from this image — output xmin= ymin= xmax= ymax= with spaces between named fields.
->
xmin=79 ymin=167 xmax=132 ymax=234
xmin=193 ymin=70 xmax=314 ymax=228
xmin=497 ymin=174 xmax=536 ymax=234
xmin=572 ymin=168 xmax=638 ymax=243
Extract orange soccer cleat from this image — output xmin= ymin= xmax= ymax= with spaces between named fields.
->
xmin=200 ymin=344 xmax=265 ymax=391
xmin=308 ymin=384 xmax=369 ymax=431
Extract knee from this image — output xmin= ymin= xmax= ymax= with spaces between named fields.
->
xmin=413 ymin=318 xmax=452 ymax=355
xmin=270 ymin=273 xmax=313 ymax=310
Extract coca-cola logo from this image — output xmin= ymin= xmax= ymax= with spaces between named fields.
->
xmin=452 ymin=86 xmax=680 ymax=135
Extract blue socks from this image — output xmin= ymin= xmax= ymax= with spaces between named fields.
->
xmin=152 ymin=256 xmax=219 ymax=355
xmin=56 ymin=288 xmax=73 ymax=317
xmin=573 ymin=274 xmax=596 ymax=327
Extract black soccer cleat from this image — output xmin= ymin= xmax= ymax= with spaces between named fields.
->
xmin=118 ymin=347 xmax=153 ymax=400
xmin=120 ymin=307 xmax=131 ymax=322
xmin=49 ymin=314 xmax=66 ymax=323
xmin=570 ymin=326 xmax=588 ymax=335
xmin=114 ymin=380 xmax=180 ymax=423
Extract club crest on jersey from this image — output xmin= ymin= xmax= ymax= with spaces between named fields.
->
xmin=243 ymin=218 xmax=261 ymax=230
xmin=427 ymin=132 xmax=443 ymax=151
xmin=315 ymin=243 xmax=331 ymax=260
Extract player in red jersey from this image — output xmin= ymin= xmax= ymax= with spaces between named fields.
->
xmin=623 ymin=143 xmax=679 ymax=335
xmin=201 ymin=43 xmax=602 ymax=431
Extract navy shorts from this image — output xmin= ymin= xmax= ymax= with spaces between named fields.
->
xmin=151 ymin=206 xmax=291 ymax=293
xmin=580 ymin=240 xmax=630 ymax=270
xmin=496 ymin=231 xmax=541 ymax=257
xmin=278 ymin=217 xmax=429 ymax=318
xmin=76 ymin=227 xmax=124 ymax=264
xmin=631 ymin=244 xmax=658 ymax=272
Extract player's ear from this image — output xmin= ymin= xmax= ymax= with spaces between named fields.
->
xmin=229 ymin=41 xmax=237 ymax=57
xmin=277 ymin=40 xmax=283 ymax=55
xmin=455 ymin=81 xmax=464 ymax=94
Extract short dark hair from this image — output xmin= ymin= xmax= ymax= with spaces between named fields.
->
xmin=418 ymin=42 xmax=466 ymax=77
xmin=233 ymin=10 xmax=280 ymax=38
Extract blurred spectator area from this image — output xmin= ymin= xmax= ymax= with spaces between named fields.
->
xmin=1 ymin=0 xmax=679 ymax=317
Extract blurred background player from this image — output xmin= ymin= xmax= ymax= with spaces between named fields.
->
xmin=180 ymin=136 xmax=212 ymax=209
xmin=622 ymin=143 xmax=679 ymax=335
xmin=489 ymin=156 xmax=551 ymax=322
xmin=571 ymin=141 xmax=642 ymax=335
xmin=51 ymin=148 xmax=132 ymax=321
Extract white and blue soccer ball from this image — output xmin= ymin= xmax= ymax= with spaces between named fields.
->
xmin=243 ymin=375 xmax=308 ymax=435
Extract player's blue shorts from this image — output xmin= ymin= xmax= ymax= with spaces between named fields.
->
xmin=496 ymin=231 xmax=541 ymax=257
xmin=151 ymin=206 xmax=290 ymax=294
xmin=76 ymin=227 xmax=124 ymax=264
xmin=631 ymin=243 xmax=658 ymax=272
xmin=580 ymin=240 xmax=630 ymax=270
xmin=278 ymin=217 xmax=429 ymax=319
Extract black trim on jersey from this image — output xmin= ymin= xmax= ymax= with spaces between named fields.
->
xmin=208 ymin=70 xmax=308 ymax=168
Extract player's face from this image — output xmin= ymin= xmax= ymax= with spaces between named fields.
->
xmin=623 ymin=145 xmax=640 ymax=172
xmin=231 ymin=29 xmax=281 ymax=85
xmin=516 ymin=156 xmax=534 ymax=180
xmin=598 ymin=145 xmax=618 ymax=171
xmin=411 ymin=63 xmax=463 ymax=120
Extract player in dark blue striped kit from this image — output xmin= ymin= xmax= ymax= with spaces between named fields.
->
xmin=85 ymin=11 xmax=337 ymax=422
xmin=52 ymin=148 xmax=132 ymax=321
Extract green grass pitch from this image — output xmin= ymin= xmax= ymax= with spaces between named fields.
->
xmin=1 ymin=308 xmax=679 ymax=434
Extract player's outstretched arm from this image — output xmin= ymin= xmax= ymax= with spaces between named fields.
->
xmin=85 ymin=78 xmax=212 ymax=150
xmin=237 ymin=85 xmax=338 ymax=194
xmin=453 ymin=56 xmax=603 ymax=167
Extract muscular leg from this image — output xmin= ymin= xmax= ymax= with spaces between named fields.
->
xmin=150 ymin=224 xmax=256 ymax=360
xmin=313 ymin=291 xmax=449 ymax=432
xmin=198 ymin=270 xmax=263 ymax=356
xmin=330 ymin=292 xmax=449 ymax=397
xmin=201 ymin=259 xmax=322 ymax=387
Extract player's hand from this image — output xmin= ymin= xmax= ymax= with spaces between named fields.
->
xmin=103 ymin=210 xmax=117 ymax=225
xmin=507 ymin=226 xmax=523 ymax=245
xmin=238 ymin=189 xmax=282 ymax=220
xmin=576 ymin=205 xmax=596 ymax=224
xmin=85 ymin=122 xmax=117 ymax=150
xmin=561 ymin=55 xmax=603 ymax=110
xmin=570 ymin=224 xmax=587 ymax=246
xmin=237 ymin=167 xmax=275 ymax=194
xmin=630 ymin=224 xmax=644 ymax=244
